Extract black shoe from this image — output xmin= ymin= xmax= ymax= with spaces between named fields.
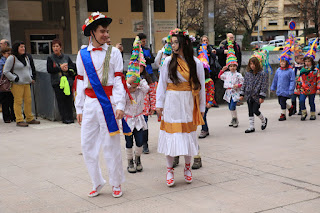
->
xmin=127 ymin=159 xmax=136 ymax=173
xmin=143 ymin=144 xmax=149 ymax=154
xmin=301 ymin=114 xmax=307 ymax=121
xmin=63 ymin=120 xmax=70 ymax=124
xmin=261 ymin=118 xmax=268 ymax=130
xmin=173 ymin=156 xmax=179 ymax=168
xmin=278 ymin=114 xmax=286 ymax=121
xmin=192 ymin=158 xmax=202 ymax=170
xmin=245 ymin=128 xmax=255 ymax=133
xmin=288 ymin=106 xmax=295 ymax=116
xmin=310 ymin=115 xmax=316 ymax=120
xmin=298 ymin=111 xmax=302 ymax=115
xmin=318 ymin=112 xmax=320 ymax=116
xmin=135 ymin=156 xmax=143 ymax=172
xmin=67 ymin=119 xmax=74 ymax=123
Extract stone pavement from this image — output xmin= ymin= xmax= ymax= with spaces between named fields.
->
xmin=1 ymin=98 xmax=320 ymax=213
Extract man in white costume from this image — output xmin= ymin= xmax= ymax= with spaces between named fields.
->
xmin=75 ymin=12 xmax=129 ymax=198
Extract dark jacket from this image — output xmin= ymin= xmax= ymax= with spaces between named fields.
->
xmin=196 ymin=44 xmax=221 ymax=79
xmin=216 ymin=40 xmax=242 ymax=71
xmin=240 ymin=70 xmax=268 ymax=103
xmin=47 ymin=53 xmax=76 ymax=86
xmin=142 ymin=47 xmax=155 ymax=75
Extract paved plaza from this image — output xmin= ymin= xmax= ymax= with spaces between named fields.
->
xmin=1 ymin=98 xmax=320 ymax=213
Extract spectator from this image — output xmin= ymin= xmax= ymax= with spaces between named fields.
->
xmin=137 ymin=33 xmax=156 ymax=82
xmin=215 ymin=33 xmax=242 ymax=72
xmin=47 ymin=38 xmax=76 ymax=124
xmin=0 ymin=39 xmax=10 ymax=51
xmin=3 ymin=40 xmax=40 ymax=127
xmin=154 ymin=37 xmax=167 ymax=69
xmin=0 ymin=47 xmax=15 ymax=123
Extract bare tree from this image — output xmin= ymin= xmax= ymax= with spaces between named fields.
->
xmin=226 ymin=0 xmax=271 ymax=49
xmin=179 ymin=0 xmax=204 ymax=32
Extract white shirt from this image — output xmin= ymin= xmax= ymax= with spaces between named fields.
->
xmin=75 ymin=42 xmax=126 ymax=114
xmin=156 ymin=56 xmax=206 ymax=112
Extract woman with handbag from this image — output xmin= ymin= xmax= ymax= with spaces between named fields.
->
xmin=0 ymin=47 xmax=15 ymax=123
xmin=47 ymin=39 xmax=76 ymax=124
xmin=3 ymin=41 xmax=40 ymax=127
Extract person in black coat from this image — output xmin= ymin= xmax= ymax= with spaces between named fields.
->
xmin=215 ymin=33 xmax=242 ymax=72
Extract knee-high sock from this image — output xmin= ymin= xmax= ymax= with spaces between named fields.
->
xmin=282 ymin=109 xmax=286 ymax=114
xmin=249 ymin=116 xmax=254 ymax=129
xmin=258 ymin=113 xmax=265 ymax=124
xmin=166 ymin=155 xmax=174 ymax=168
xmin=184 ymin=155 xmax=192 ymax=164
xmin=286 ymin=103 xmax=291 ymax=109
xmin=126 ymin=148 xmax=133 ymax=160
xmin=135 ymin=146 xmax=143 ymax=157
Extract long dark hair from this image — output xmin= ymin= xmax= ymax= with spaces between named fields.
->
xmin=247 ymin=57 xmax=262 ymax=74
xmin=12 ymin=40 xmax=27 ymax=66
xmin=140 ymin=66 xmax=153 ymax=85
xmin=168 ymin=34 xmax=200 ymax=90
xmin=303 ymin=56 xmax=315 ymax=70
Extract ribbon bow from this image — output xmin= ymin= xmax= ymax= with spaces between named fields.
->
xmin=92 ymin=47 xmax=103 ymax=51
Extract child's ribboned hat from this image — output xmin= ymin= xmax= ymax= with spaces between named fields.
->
xmin=82 ymin=12 xmax=112 ymax=37
xmin=250 ymin=49 xmax=272 ymax=73
xmin=280 ymin=35 xmax=295 ymax=62
xmin=304 ymin=38 xmax=318 ymax=59
xmin=197 ymin=43 xmax=211 ymax=71
xmin=226 ymin=39 xmax=238 ymax=67
xmin=126 ymin=36 xmax=146 ymax=84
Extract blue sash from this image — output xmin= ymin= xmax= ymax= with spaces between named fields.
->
xmin=80 ymin=47 xmax=132 ymax=136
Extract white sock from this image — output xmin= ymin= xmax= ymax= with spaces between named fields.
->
xmin=249 ymin=116 xmax=254 ymax=129
xmin=135 ymin=146 xmax=143 ymax=157
xmin=233 ymin=110 xmax=237 ymax=118
xmin=184 ymin=155 xmax=192 ymax=164
xmin=282 ymin=109 xmax=286 ymax=115
xmin=286 ymin=104 xmax=291 ymax=109
xmin=258 ymin=114 xmax=265 ymax=124
xmin=126 ymin=148 xmax=133 ymax=160
xmin=166 ymin=155 xmax=174 ymax=168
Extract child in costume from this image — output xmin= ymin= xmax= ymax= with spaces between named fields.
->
xmin=292 ymin=53 xmax=304 ymax=115
xmin=75 ymin=12 xmax=132 ymax=198
xmin=156 ymin=28 xmax=205 ymax=186
xmin=197 ymin=43 xmax=217 ymax=138
xmin=297 ymin=38 xmax=320 ymax=120
xmin=191 ymin=44 xmax=216 ymax=170
xmin=270 ymin=38 xmax=296 ymax=121
xmin=124 ymin=36 xmax=149 ymax=173
xmin=218 ymin=40 xmax=244 ymax=128
xmin=240 ymin=51 xmax=268 ymax=133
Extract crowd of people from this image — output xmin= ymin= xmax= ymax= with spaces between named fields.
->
xmin=1 ymin=11 xmax=319 ymax=199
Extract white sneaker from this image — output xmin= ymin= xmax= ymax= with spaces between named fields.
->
xmin=88 ymin=180 xmax=106 ymax=198
xmin=112 ymin=185 xmax=123 ymax=198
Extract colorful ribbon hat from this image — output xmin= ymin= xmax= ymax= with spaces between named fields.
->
xmin=82 ymin=12 xmax=112 ymax=37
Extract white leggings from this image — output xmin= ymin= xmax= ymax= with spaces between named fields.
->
xmin=166 ymin=155 xmax=192 ymax=167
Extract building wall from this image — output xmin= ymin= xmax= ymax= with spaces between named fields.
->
xmin=70 ymin=0 xmax=177 ymax=53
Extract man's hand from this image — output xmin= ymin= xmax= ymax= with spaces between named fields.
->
xmin=77 ymin=114 xmax=82 ymax=125
xmin=201 ymin=112 xmax=204 ymax=117
xmin=212 ymin=49 xmax=216 ymax=54
xmin=206 ymin=103 xmax=212 ymax=108
xmin=127 ymin=76 xmax=137 ymax=84
xmin=156 ymin=108 xmax=163 ymax=116
xmin=259 ymin=98 xmax=264 ymax=104
xmin=239 ymin=96 xmax=244 ymax=101
xmin=224 ymin=50 xmax=228 ymax=54
xmin=116 ymin=109 xmax=124 ymax=119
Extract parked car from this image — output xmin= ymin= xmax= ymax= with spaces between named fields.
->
xmin=308 ymin=37 xmax=319 ymax=45
xmin=273 ymin=46 xmax=284 ymax=51
xmin=262 ymin=39 xmax=285 ymax=48
xmin=250 ymin=41 xmax=268 ymax=50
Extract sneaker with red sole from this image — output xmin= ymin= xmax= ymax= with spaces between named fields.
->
xmin=112 ymin=185 xmax=123 ymax=198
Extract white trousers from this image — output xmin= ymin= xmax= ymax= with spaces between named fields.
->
xmin=81 ymin=97 xmax=125 ymax=190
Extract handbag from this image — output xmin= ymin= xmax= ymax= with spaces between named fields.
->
xmin=0 ymin=56 xmax=15 ymax=92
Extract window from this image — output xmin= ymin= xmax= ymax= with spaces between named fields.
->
xmin=254 ymin=26 xmax=259 ymax=31
xmin=154 ymin=0 xmax=165 ymax=12
xmin=268 ymin=20 xmax=278 ymax=26
xmin=131 ymin=0 xmax=165 ymax=12
xmin=30 ymin=34 xmax=57 ymax=55
xmin=87 ymin=0 xmax=108 ymax=12
xmin=268 ymin=7 xmax=278 ymax=13
xmin=131 ymin=0 xmax=142 ymax=12
xmin=284 ymin=20 xmax=288 ymax=26
xmin=48 ymin=1 xmax=65 ymax=21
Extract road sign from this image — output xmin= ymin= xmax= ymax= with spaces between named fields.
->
xmin=289 ymin=21 xmax=296 ymax=30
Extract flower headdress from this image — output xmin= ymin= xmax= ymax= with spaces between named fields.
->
xmin=82 ymin=12 xmax=112 ymax=37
